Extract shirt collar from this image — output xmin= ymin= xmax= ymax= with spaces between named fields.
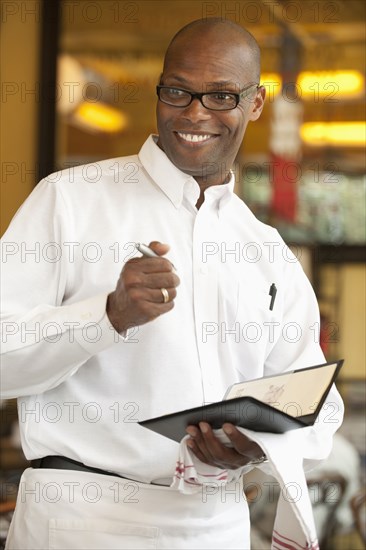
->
xmin=204 ymin=176 xmax=235 ymax=211
xmin=138 ymin=135 xmax=234 ymax=211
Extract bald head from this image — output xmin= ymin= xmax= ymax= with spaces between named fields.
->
xmin=163 ymin=18 xmax=261 ymax=82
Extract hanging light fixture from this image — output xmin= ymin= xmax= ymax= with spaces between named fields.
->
xmin=301 ymin=122 xmax=366 ymax=147
xmin=297 ymin=71 xmax=364 ymax=99
xmin=72 ymin=102 xmax=128 ymax=133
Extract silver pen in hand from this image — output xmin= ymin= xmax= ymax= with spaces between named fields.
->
xmin=135 ymin=243 xmax=177 ymax=271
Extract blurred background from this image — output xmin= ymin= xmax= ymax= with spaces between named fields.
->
xmin=1 ymin=1 xmax=365 ymax=548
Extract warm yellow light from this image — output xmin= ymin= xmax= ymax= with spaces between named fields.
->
xmin=297 ymin=71 xmax=364 ymax=99
xmin=301 ymin=122 xmax=366 ymax=147
xmin=73 ymin=102 xmax=128 ymax=133
xmin=260 ymin=73 xmax=282 ymax=99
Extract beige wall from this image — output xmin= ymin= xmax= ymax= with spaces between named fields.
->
xmin=0 ymin=0 xmax=41 ymax=236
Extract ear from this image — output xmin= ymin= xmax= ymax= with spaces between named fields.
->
xmin=248 ymin=86 xmax=266 ymax=121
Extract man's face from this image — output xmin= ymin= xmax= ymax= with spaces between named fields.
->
xmin=156 ymin=37 xmax=265 ymax=182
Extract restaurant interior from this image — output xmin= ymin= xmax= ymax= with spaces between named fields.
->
xmin=1 ymin=1 xmax=365 ymax=548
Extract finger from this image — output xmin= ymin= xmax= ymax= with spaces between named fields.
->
xmin=127 ymin=256 xmax=174 ymax=275
xmin=147 ymin=287 xmax=177 ymax=304
xmin=222 ymin=424 xmax=250 ymax=451
xmin=148 ymin=242 xmax=177 ymax=272
xmin=123 ymin=275 xmax=178 ymax=303
xmin=196 ymin=423 xmax=248 ymax=469
xmin=190 ymin=423 xmax=230 ymax=465
xmin=186 ymin=433 xmax=215 ymax=465
xmin=197 ymin=422 xmax=234 ymax=460
xmin=186 ymin=438 xmax=213 ymax=465
xmin=141 ymin=272 xmax=180 ymax=290
xmin=186 ymin=424 xmax=215 ymax=463
xmin=148 ymin=241 xmax=170 ymax=256
xmin=222 ymin=423 xmax=263 ymax=459
xmin=126 ymin=286 xmax=177 ymax=306
xmin=123 ymin=267 xmax=180 ymax=294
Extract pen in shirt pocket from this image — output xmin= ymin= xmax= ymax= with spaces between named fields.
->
xmin=269 ymin=283 xmax=277 ymax=311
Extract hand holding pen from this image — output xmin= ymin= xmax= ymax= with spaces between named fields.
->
xmin=135 ymin=243 xmax=177 ymax=272
xmin=106 ymin=241 xmax=180 ymax=334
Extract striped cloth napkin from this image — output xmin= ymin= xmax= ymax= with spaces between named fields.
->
xmin=170 ymin=428 xmax=319 ymax=550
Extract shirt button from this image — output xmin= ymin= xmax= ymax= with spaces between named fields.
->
xmin=200 ymin=266 xmax=208 ymax=275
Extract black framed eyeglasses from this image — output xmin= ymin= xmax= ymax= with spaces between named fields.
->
xmin=156 ymin=83 xmax=259 ymax=111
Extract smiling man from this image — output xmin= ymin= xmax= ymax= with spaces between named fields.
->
xmin=1 ymin=18 xmax=343 ymax=550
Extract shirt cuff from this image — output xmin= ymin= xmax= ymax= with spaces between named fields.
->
xmin=72 ymin=292 xmax=133 ymax=354
xmin=103 ymin=311 xmax=136 ymax=342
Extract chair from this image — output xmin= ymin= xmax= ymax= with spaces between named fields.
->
xmin=306 ymin=473 xmax=347 ymax=549
xmin=350 ymin=488 xmax=366 ymax=545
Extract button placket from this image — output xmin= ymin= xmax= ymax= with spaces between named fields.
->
xmin=192 ymin=204 xmax=224 ymax=403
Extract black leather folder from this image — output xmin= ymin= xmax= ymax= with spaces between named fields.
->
xmin=138 ymin=360 xmax=343 ymax=443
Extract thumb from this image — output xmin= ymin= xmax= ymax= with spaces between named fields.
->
xmin=148 ymin=241 xmax=170 ymax=257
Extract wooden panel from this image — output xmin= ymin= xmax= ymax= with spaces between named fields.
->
xmin=0 ymin=2 xmax=41 ymax=235
xmin=338 ymin=265 xmax=366 ymax=378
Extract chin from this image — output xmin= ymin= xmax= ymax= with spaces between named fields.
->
xmin=175 ymin=163 xmax=201 ymax=177
xmin=170 ymin=151 xmax=213 ymax=174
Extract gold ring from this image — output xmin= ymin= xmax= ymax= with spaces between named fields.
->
xmin=160 ymin=288 xmax=169 ymax=303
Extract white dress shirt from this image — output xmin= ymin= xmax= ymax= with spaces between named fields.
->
xmin=0 ymin=135 xmax=343 ymax=482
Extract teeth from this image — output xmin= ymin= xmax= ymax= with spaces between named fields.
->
xmin=177 ymin=133 xmax=212 ymax=143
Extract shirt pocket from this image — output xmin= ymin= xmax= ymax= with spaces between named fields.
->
xmin=48 ymin=518 xmax=159 ymax=549
xmin=236 ymin=283 xmax=281 ymax=326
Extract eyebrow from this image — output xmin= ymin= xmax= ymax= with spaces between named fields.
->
xmin=163 ymin=75 xmax=237 ymax=89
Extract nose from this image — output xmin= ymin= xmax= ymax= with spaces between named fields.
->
xmin=180 ymin=98 xmax=212 ymax=123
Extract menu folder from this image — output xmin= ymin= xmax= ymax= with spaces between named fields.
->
xmin=138 ymin=360 xmax=343 ymax=443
